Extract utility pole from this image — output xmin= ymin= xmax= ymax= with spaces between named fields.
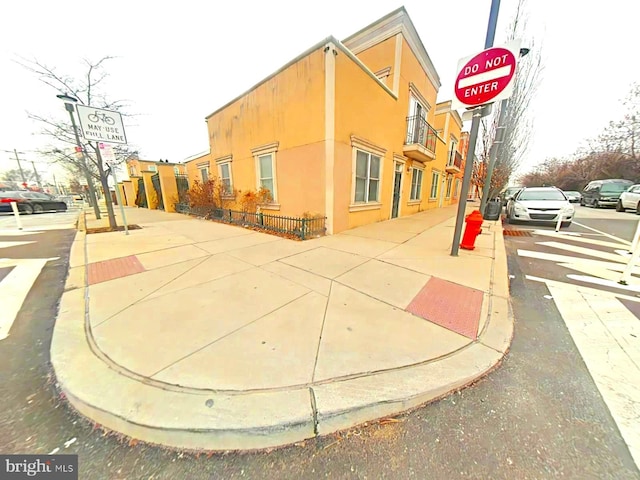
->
xmin=31 ymin=161 xmax=42 ymax=188
xmin=13 ymin=149 xmax=27 ymax=185
xmin=480 ymin=98 xmax=509 ymax=214
xmin=451 ymin=0 xmax=501 ymax=256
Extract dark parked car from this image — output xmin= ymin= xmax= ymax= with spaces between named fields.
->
xmin=563 ymin=191 xmax=582 ymax=203
xmin=581 ymin=179 xmax=634 ymax=208
xmin=0 ymin=191 xmax=68 ymax=214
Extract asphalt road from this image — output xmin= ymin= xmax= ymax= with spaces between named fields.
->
xmin=0 ymin=207 xmax=638 ymax=479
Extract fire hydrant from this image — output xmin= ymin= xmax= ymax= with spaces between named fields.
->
xmin=460 ymin=210 xmax=484 ymax=250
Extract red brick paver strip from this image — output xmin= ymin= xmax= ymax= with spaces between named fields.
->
xmin=87 ymin=255 xmax=145 ymax=285
xmin=406 ymin=277 xmax=483 ymax=339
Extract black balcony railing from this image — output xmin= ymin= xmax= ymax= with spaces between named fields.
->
xmin=448 ymin=151 xmax=463 ymax=170
xmin=405 ymin=115 xmax=437 ymax=154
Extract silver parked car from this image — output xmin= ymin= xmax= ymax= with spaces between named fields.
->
xmin=506 ymin=186 xmax=574 ymax=227
xmin=616 ymin=184 xmax=640 ymax=214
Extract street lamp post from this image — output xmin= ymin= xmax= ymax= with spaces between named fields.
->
xmin=56 ymin=94 xmax=101 ymax=219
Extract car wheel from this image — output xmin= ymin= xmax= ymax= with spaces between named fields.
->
xmin=616 ymin=200 xmax=625 ymax=212
xmin=594 ymin=200 xmax=600 ymax=209
xmin=580 ymin=198 xmax=585 ymax=206
xmin=21 ymin=204 xmax=34 ymax=215
xmin=636 ymin=202 xmax=640 ymax=215
xmin=33 ymin=204 xmax=44 ymax=214
xmin=561 ymin=221 xmax=572 ymax=228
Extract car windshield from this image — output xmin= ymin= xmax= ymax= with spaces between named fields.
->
xmin=564 ymin=191 xmax=579 ymax=195
xmin=601 ymin=184 xmax=631 ymax=193
xmin=518 ymin=190 xmax=566 ymax=201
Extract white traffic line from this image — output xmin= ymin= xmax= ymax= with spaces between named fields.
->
xmin=525 ymin=274 xmax=640 ymax=303
xmin=0 ymin=257 xmax=58 ymax=341
xmin=0 ymin=230 xmax=43 ymax=236
xmin=566 ymin=274 xmax=640 ymax=293
xmin=546 ymin=284 xmax=640 ymax=468
xmin=531 ymin=230 xmax=629 ymax=249
xmin=0 ymin=241 xmax=35 ymax=250
xmin=572 ymin=220 xmax=633 ymax=245
xmin=517 ymin=249 xmax=629 ymax=269
xmin=535 ymin=241 xmax=629 ymax=263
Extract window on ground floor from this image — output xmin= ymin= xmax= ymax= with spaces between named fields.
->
xmin=410 ymin=167 xmax=423 ymax=201
xmin=446 ymin=175 xmax=453 ymax=198
xmin=218 ymin=162 xmax=233 ymax=194
xmin=430 ymin=170 xmax=440 ymax=199
xmin=199 ymin=166 xmax=209 ymax=183
xmin=454 ymin=179 xmax=461 ymax=199
xmin=257 ymin=153 xmax=275 ymax=199
xmin=354 ymin=150 xmax=381 ymax=203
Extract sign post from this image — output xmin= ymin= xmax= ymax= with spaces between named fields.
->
xmin=450 ymin=5 xmax=526 ymax=255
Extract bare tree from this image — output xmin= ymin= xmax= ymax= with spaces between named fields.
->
xmin=475 ymin=0 xmax=544 ymax=200
xmin=19 ymin=56 xmax=136 ymax=229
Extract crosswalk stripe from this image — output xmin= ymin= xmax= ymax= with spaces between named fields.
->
xmin=546 ymin=284 xmax=640 ymax=467
xmin=536 ymin=241 xmax=629 ymax=263
xmin=0 ymin=241 xmax=36 ymax=250
xmin=531 ymin=230 xmax=630 ymax=249
xmin=0 ymin=257 xmax=59 ymax=341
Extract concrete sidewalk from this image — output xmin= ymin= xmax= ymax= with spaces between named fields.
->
xmin=52 ymin=203 xmax=512 ymax=450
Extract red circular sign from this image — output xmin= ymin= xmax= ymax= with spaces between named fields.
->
xmin=454 ymin=47 xmax=516 ymax=108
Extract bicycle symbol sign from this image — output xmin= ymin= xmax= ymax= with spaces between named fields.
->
xmin=76 ymin=105 xmax=127 ymax=144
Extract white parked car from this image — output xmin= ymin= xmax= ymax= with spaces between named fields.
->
xmin=506 ymin=186 xmax=574 ymax=227
xmin=616 ymin=184 xmax=640 ymax=214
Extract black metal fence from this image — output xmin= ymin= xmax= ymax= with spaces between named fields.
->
xmin=175 ymin=174 xmax=189 ymax=202
xmin=174 ymin=204 xmax=326 ymax=240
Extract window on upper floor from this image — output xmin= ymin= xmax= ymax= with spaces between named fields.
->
xmin=173 ymin=166 xmax=180 ymax=175
xmin=448 ymin=138 xmax=458 ymax=165
xmin=148 ymin=165 xmax=157 ymax=172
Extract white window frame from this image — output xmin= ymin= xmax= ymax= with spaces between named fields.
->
xmin=448 ymin=137 xmax=458 ymax=166
xmin=129 ymin=166 xmax=136 ymax=176
xmin=173 ymin=166 xmax=180 ymax=175
xmin=215 ymin=155 xmax=233 ymax=195
xmin=148 ymin=165 xmax=157 ymax=172
xmin=251 ymin=142 xmax=279 ymax=207
xmin=349 ymin=136 xmax=386 ymax=211
xmin=430 ymin=170 xmax=440 ymax=199
xmin=446 ymin=175 xmax=453 ymax=198
xmin=409 ymin=166 xmax=424 ymax=201
xmin=197 ymin=162 xmax=209 ymax=183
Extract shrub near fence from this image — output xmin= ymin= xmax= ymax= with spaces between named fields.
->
xmin=177 ymin=204 xmax=326 ymax=240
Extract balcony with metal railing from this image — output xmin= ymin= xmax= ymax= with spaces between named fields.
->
xmin=403 ymin=115 xmax=437 ymax=163
xmin=446 ymin=150 xmax=463 ymax=173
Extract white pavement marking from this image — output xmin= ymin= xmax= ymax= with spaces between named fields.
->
xmin=0 ymin=230 xmax=43 ymax=236
xmin=535 ymin=241 xmax=628 ymax=263
xmin=0 ymin=241 xmax=35 ymax=250
xmin=546 ymin=283 xmax=640 ymax=468
xmin=525 ymin=274 xmax=640 ymax=303
xmin=532 ymin=230 xmax=629 ymax=249
xmin=572 ymin=220 xmax=632 ymax=245
xmin=532 ymin=230 xmax=583 ymax=237
xmin=0 ymin=257 xmax=58 ymax=341
xmin=517 ymin=249 xmax=628 ymax=269
xmin=566 ymin=274 xmax=640 ymax=293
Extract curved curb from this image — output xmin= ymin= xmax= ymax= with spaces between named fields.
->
xmin=50 ymin=224 xmax=514 ymax=451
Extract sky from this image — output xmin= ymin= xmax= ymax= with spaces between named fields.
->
xmin=1 ymin=0 xmax=638 ymax=185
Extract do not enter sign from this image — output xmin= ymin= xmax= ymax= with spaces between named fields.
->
xmin=452 ymin=40 xmax=521 ymax=110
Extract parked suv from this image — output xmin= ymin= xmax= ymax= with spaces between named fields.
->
xmin=581 ymin=179 xmax=634 ymax=208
